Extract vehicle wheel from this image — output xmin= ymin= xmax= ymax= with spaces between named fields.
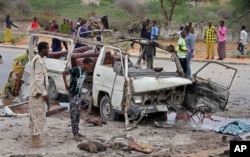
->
xmin=48 ymin=77 xmax=60 ymax=100
xmin=100 ymin=95 xmax=118 ymax=121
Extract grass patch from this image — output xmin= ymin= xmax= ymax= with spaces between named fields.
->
xmin=0 ymin=32 xmax=4 ymax=41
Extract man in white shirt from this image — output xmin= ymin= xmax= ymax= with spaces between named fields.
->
xmin=238 ymin=25 xmax=248 ymax=58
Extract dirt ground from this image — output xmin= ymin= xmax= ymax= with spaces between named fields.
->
xmin=0 ymin=103 xmax=232 ymax=157
xmin=1 ymin=35 xmax=249 ymax=157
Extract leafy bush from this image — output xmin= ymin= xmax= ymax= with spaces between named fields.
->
xmin=100 ymin=0 xmax=115 ymax=6
xmin=114 ymin=0 xmax=146 ymax=19
xmin=17 ymin=0 xmax=32 ymax=15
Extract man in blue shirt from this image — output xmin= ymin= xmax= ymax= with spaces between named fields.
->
xmin=62 ymin=58 xmax=93 ymax=141
xmin=151 ymin=20 xmax=159 ymax=41
xmin=75 ymin=20 xmax=89 ymax=48
xmin=185 ymin=26 xmax=195 ymax=79
xmin=150 ymin=20 xmax=159 ymax=56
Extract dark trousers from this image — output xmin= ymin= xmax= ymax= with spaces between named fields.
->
xmin=141 ymin=45 xmax=146 ymax=61
xmin=237 ymin=43 xmax=245 ymax=55
xmin=179 ymin=58 xmax=187 ymax=74
xmin=63 ymin=41 xmax=68 ymax=50
xmin=69 ymin=94 xmax=81 ymax=134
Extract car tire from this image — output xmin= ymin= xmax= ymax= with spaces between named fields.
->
xmin=48 ymin=77 xmax=60 ymax=100
xmin=100 ymin=95 xmax=118 ymax=121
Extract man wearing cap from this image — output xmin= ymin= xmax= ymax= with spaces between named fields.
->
xmin=217 ymin=21 xmax=227 ymax=60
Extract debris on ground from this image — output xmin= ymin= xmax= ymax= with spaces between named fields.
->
xmin=77 ymin=140 xmax=107 ymax=153
xmin=84 ymin=117 xmax=107 ymax=126
xmin=129 ymin=141 xmax=154 ymax=154
xmin=215 ymin=120 xmax=250 ymax=135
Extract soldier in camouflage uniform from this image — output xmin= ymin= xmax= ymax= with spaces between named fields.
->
xmin=62 ymin=58 xmax=93 ymax=141
xmin=29 ymin=42 xmax=49 ymax=148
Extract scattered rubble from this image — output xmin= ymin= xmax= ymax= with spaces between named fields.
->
xmin=84 ymin=117 xmax=107 ymax=126
xmin=77 ymin=140 xmax=107 ymax=153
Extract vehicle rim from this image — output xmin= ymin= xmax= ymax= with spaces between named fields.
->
xmin=103 ymin=101 xmax=112 ymax=118
xmin=49 ymin=78 xmax=58 ymax=98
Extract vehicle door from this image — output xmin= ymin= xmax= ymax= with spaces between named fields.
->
xmin=184 ymin=61 xmax=237 ymax=112
xmin=28 ymin=33 xmax=74 ymax=96
xmin=93 ymin=46 xmax=125 ymax=111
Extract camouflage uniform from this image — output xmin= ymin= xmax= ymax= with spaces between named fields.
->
xmin=29 ymin=54 xmax=48 ymax=135
xmin=68 ymin=66 xmax=86 ymax=135
xmin=68 ymin=94 xmax=82 ymax=134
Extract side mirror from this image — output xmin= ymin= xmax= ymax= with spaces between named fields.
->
xmin=113 ymin=61 xmax=122 ymax=74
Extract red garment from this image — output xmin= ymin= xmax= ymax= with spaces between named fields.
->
xmin=31 ymin=22 xmax=39 ymax=29
xmin=50 ymin=24 xmax=55 ymax=32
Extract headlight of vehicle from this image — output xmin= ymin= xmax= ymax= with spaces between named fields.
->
xmin=133 ymin=96 xmax=142 ymax=104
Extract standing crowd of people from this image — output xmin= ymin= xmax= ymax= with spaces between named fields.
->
xmin=140 ymin=19 xmax=248 ymax=79
xmin=140 ymin=19 xmax=159 ymax=64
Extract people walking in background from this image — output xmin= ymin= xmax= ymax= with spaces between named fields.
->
xmin=51 ymin=24 xmax=62 ymax=52
xmin=169 ymin=26 xmax=184 ymax=39
xmin=140 ymin=21 xmax=148 ymax=64
xmin=176 ymin=31 xmax=187 ymax=75
xmin=60 ymin=18 xmax=69 ymax=50
xmin=60 ymin=18 xmax=70 ymax=34
xmin=146 ymin=19 xmax=151 ymax=40
xmin=29 ymin=42 xmax=49 ymax=148
xmin=4 ymin=15 xmax=19 ymax=45
xmin=50 ymin=20 xmax=56 ymax=32
xmin=204 ymin=22 xmax=216 ymax=60
xmin=185 ymin=26 xmax=195 ymax=79
xmin=150 ymin=20 xmax=159 ymax=41
xmin=0 ymin=54 xmax=3 ymax=64
xmin=96 ymin=20 xmax=103 ymax=42
xmin=217 ymin=21 xmax=227 ymax=60
xmin=237 ymin=26 xmax=248 ymax=59
xmin=31 ymin=17 xmax=40 ymax=46
xmin=150 ymin=20 xmax=159 ymax=56
xmin=188 ymin=22 xmax=194 ymax=34
xmin=69 ymin=21 xmax=74 ymax=36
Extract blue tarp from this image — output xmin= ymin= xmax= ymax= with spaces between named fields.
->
xmin=215 ymin=120 xmax=250 ymax=135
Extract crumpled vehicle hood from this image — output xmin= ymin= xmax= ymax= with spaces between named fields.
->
xmin=131 ymin=77 xmax=192 ymax=93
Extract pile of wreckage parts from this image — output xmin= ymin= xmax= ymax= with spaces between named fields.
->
xmin=77 ymin=133 xmax=154 ymax=154
xmin=0 ymin=50 xmax=30 ymax=117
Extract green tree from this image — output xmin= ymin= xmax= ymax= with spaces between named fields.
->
xmin=160 ymin=0 xmax=182 ymax=25
xmin=0 ymin=0 xmax=7 ymax=10
xmin=231 ymin=0 xmax=250 ymax=13
xmin=231 ymin=0 xmax=250 ymax=21
xmin=230 ymin=0 xmax=250 ymax=28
